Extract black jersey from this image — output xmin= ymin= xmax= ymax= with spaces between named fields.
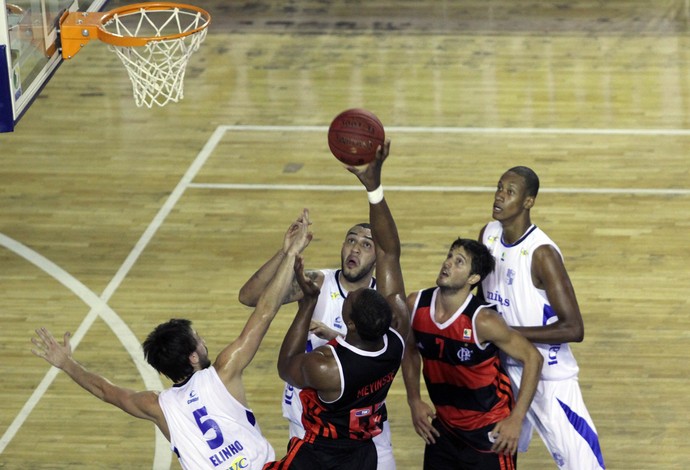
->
xmin=300 ymin=329 xmax=404 ymax=441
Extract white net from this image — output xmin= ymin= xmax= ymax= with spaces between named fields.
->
xmin=103 ymin=7 xmax=209 ymax=107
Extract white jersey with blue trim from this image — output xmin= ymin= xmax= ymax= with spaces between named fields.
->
xmin=281 ymin=268 xmax=375 ymax=435
xmin=159 ymin=366 xmax=275 ymax=470
xmin=481 ymin=220 xmax=579 ymax=381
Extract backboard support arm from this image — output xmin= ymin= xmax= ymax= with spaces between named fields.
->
xmin=58 ymin=11 xmax=104 ymax=59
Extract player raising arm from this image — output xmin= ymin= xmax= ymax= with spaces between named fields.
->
xmin=30 ymin=209 xmax=313 ymax=470
xmin=265 ymin=140 xmax=409 ymax=470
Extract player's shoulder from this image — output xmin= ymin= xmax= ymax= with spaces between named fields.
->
xmin=532 ymin=238 xmax=563 ymax=261
xmin=405 ymin=290 xmax=422 ymax=307
xmin=474 ymin=305 xmax=508 ymax=334
xmin=406 ymin=290 xmax=420 ymax=301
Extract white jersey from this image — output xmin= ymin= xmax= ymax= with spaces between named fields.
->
xmin=481 ymin=220 xmax=579 ymax=381
xmin=159 ymin=366 xmax=275 ymax=470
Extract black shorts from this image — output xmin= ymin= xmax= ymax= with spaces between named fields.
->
xmin=423 ymin=418 xmax=517 ymax=470
xmin=264 ymin=435 xmax=377 ymax=470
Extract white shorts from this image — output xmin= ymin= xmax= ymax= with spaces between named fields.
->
xmin=287 ymin=417 xmax=396 ymax=469
xmin=507 ymin=365 xmax=605 ymax=469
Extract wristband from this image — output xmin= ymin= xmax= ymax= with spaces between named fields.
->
xmin=367 ymin=185 xmax=384 ymax=204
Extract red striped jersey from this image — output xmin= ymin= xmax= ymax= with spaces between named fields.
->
xmin=411 ymin=288 xmax=514 ymax=431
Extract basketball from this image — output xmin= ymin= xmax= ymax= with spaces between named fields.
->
xmin=328 ymin=108 xmax=385 ymax=166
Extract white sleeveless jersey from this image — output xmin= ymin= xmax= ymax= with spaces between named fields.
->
xmin=281 ymin=268 xmax=375 ymax=435
xmin=481 ymin=221 xmax=579 ymax=381
xmin=159 ymin=366 xmax=275 ymax=470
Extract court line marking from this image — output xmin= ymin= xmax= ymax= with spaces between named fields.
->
xmin=0 ymin=234 xmax=170 ymax=468
xmin=188 ymin=182 xmax=690 ymax=197
xmin=216 ymin=124 xmax=690 ymax=136
xmin=0 ymin=126 xmax=226 ymax=468
xmin=2 ymin=122 xmax=687 ymax=466
xmin=187 ymin=125 xmax=689 ymax=197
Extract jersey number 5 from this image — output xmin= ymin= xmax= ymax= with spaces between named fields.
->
xmin=193 ymin=406 xmax=224 ymax=450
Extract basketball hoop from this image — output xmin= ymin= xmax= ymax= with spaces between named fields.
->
xmin=59 ymin=2 xmax=211 ymax=107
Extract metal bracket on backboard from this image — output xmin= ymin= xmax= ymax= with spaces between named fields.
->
xmin=58 ymin=10 xmax=105 ymax=59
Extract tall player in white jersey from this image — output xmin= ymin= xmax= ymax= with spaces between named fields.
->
xmin=239 ymin=224 xmax=397 ymax=469
xmin=30 ymin=210 xmax=313 ymax=470
xmin=479 ymin=166 xmax=605 ymax=470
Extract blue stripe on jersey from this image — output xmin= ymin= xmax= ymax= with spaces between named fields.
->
xmin=542 ymin=304 xmax=557 ymax=325
xmin=558 ymin=399 xmax=606 ymax=468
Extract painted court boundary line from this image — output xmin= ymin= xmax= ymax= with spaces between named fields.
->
xmin=0 ymin=126 xmax=227 ymax=469
xmin=188 ymin=125 xmax=690 ymax=197
xmin=1 ymin=122 xmax=687 ymax=467
xmin=218 ymin=124 xmax=690 ymax=136
xmin=187 ymin=183 xmax=690 ymax=197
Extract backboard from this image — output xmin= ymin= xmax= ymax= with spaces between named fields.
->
xmin=0 ymin=0 xmax=108 ymax=132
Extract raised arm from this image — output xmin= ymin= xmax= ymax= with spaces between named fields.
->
xmin=31 ymin=328 xmax=167 ymax=435
xmin=348 ymin=140 xmax=409 ymax=338
xmin=277 ymin=255 xmax=342 ymax=400
xmin=238 ymin=227 xmax=324 ymax=307
xmin=215 ymin=209 xmax=313 ymax=397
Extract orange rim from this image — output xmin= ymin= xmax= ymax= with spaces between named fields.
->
xmin=97 ymin=2 xmax=211 ymax=47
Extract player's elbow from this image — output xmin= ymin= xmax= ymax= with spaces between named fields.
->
xmin=238 ymin=288 xmax=257 ymax=307
xmin=277 ymin=364 xmax=296 ymax=388
xmin=568 ymin=321 xmax=585 ymax=343
xmin=533 ymin=350 xmax=544 ymax=370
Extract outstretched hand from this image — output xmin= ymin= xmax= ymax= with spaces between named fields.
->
xmin=347 ymin=139 xmax=390 ymax=191
xmin=309 ymin=320 xmax=340 ymax=340
xmin=283 ymin=208 xmax=313 ymax=256
xmin=294 ymin=255 xmax=320 ymax=301
xmin=31 ymin=327 xmax=72 ymax=370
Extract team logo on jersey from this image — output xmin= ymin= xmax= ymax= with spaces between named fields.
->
xmin=334 ymin=316 xmax=344 ymax=329
xmin=457 ymin=347 xmax=473 ymax=362
xmin=506 ymin=268 xmax=515 ymax=286
xmin=485 ymin=290 xmax=510 ymax=307
xmin=330 ymin=291 xmax=341 ymax=300
xmin=223 ymin=456 xmax=249 ymax=470
xmin=355 ymin=408 xmax=372 ymax=417
xmin=463 ymin=329 xmax=472 ymax=340
xmin=187 ymin=390 xmax=199 ymax=404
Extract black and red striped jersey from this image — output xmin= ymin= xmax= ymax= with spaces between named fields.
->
xmin=411 ymin=287 xmax=514 ymax=431
xmin=299 ymin=329 xmax=404 ymax=441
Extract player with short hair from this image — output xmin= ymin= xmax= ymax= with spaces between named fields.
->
xmin=479 ymin=166 xmax=605 ymax=469
xmin=238 ymin=209 xmax=396 ymax=468
xmin=403 ymin=237 xmax=543 ymax=469
xmin=30 ymin=209 xmax=313 ymax=470
xmin=264 ymin=139 xmax=409 ymax=469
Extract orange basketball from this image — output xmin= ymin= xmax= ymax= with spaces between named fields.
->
xmin=327 ymin=108 xmax=385 ymax=166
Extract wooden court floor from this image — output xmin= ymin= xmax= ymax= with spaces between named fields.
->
xmin=1 ymin=1 xmax=689 ymax=468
